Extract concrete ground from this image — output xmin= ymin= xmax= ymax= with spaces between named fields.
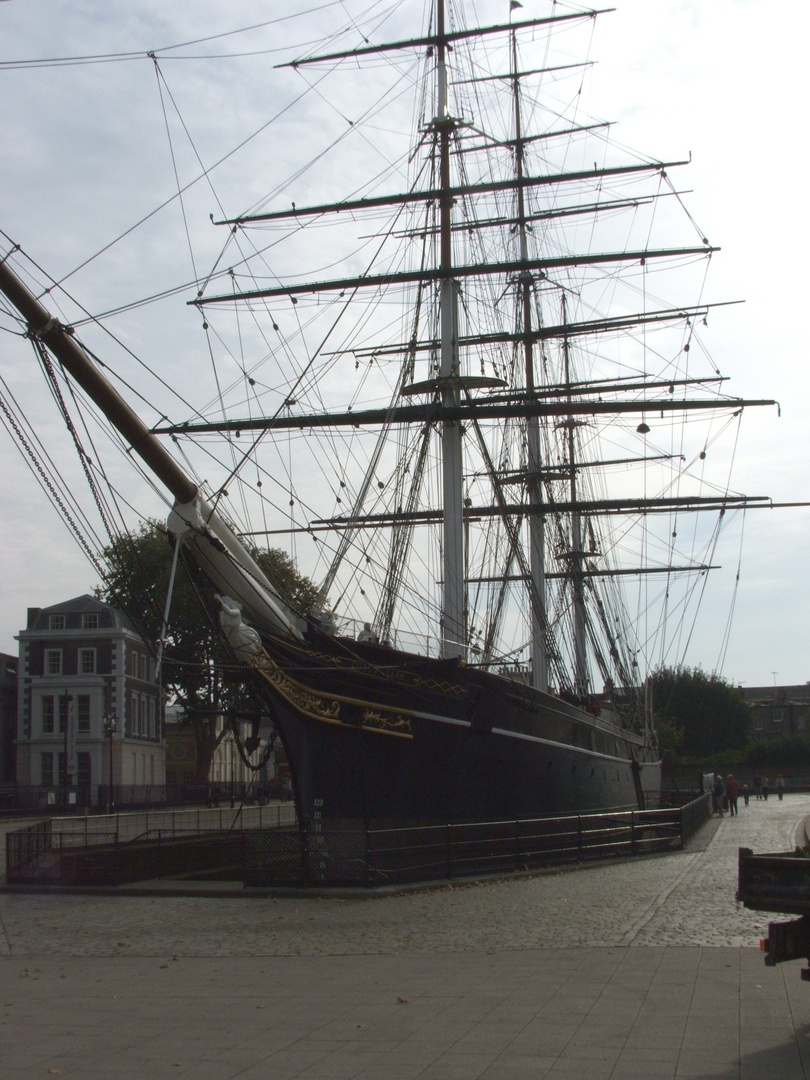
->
xmin=1 ymin=795 xmax=809 ymax=1079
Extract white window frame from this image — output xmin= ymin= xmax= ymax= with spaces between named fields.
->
xmin=82 ymin=613 xmax=99 ymax=629
xmin=78 ymin=648 xmax=97 ymax=675
xmin=49 ymin=614 xmax=65 ymax=630
xmin=45 ymin=649 xmax=63 ymax=676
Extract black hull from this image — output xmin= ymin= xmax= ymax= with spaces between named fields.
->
xmin=249 ymin=627 xmax=660 ymax=828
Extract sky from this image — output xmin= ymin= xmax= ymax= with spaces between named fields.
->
xmin=1 ymin=0 xmax=808 ymax=688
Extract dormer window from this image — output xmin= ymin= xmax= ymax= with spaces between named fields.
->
xmin=82 ymin=613 xmax=99 ymax=629
xmin=49 ymin=614 xmax=65 ymax=630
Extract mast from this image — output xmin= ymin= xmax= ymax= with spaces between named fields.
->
xmin=437 ymin=0 xmax=466 ymax=660
xmin=512 ymin=28 xmax=548 ymax=693
xmin=177 ymin=7 xmax=775 ymax=679
xmin=561 ymin=296 xmax=589 ymax=695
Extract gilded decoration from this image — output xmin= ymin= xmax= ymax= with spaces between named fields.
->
xmin=252 ymin=651 xmax=341 ymax=724
xmin=362 ymin=710 xmax=413 ymax=737
xmin=252 ymin=650 xmax=414 ymax=737
xmin=263 ymin=637 xmax=466 ymax=697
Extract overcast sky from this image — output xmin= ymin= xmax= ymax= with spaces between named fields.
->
xmin=1 ymin=0 xmax=808 ymax=688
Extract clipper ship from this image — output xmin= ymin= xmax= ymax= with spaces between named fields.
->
xmin=0 ymin=1 xmax=777 ymax=826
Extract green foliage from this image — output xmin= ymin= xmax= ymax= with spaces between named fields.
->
xmin=100 ymin=519 xmax=319 ymax=781
xmin=744 ymin=733 xmax=810 ymax=773
xmin=653 ymin=716 xmax=685 ymax=762
xmin=650 ymin=666 xmax=751 ymax=760
xmin=247 ymin=545 xmax=320 ymax=615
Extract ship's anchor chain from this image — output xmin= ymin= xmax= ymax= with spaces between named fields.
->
xmin=228 ymin=709 xmax=278 ymax=773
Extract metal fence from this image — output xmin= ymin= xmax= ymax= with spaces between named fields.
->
xmin=1 ymin=781 xmax=293 ymax=814
xmin=680 ymin=791 xmax=712 ymax=843
xmin=6 ymin=795 xmax=711 ymax=890
xmin=43 ymin=802 xmax=296 ymax=841
xmin=245 ymin=798 xmax=710 ymax=888
xmin=5 ymin=802 xmax=296 ymax=886
xmin=5 ymin=828 xmax=253 ymax=887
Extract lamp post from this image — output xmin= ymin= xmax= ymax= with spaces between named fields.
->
xmin=62 ymin=690 xmax=70 ymax=808
xmin=103 ymin=713 xmax=116 ymax=814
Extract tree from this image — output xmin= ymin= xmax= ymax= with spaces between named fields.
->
xmin=100 ymin=519 xmax=319 ymax=782
xmin=649 ymin=666 xmax=751 ymax=760
xmin=652 ymin=716 xmax=685 ymax=763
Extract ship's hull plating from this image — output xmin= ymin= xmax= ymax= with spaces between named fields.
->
xmin=250 ymin=627 xmax=660 ymax=828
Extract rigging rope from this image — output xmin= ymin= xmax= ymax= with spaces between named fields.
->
xmin=0 ymin=386 xmax=106 ymax=579
xmin=35 ymin=340 xmax=118 ymax=545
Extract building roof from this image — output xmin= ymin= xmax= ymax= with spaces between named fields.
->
xmin=741 ymin=684 xmax=810 ymax=705
xmin=23 ymin=594 xmax=138 ymax=634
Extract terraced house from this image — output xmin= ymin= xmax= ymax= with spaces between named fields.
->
xmin=741 ymin=684 xmax=810 ymax=738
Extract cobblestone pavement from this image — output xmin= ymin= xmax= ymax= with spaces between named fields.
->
xmin=1 ymin=795 xmax=805 ymax=959
xmin=2 ymin=798 xmax=810 ymax=1080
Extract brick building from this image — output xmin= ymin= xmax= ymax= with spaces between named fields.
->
xmin=16 ymin=595 xmax=166 ymax=808
xmin=741 ymin=684 xmax=810 ymax=738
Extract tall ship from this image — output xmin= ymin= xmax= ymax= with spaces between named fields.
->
xmin=0 ymin=1 xmax=776 ymax=827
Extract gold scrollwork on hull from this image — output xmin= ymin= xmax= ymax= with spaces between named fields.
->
xmin=251 ymin=649 xmax=414 ymax=737
xmin=362 ymin=710 xmax=413 ymax=738
xmin=252 ymin=650 xmax=341 ymax=724
xmin=264 ymin=637 xmax=466 ymax=697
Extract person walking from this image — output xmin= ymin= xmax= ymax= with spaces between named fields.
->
xmin=776 ymin=775 xmax=785 ymax=801
xmin=753 ymin=774 xmax=762 ymax=800
xmin=762 ymin=776 xmax=770 ymax=801
xmin=712 ymin=774 xmax=726 ymax=816
xmin=725 ymin=774 xmax=740 ymax=816
xmin=742 ymin=783 xmax=750 ymax=807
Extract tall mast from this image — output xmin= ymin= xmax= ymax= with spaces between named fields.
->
xmin=437 ymin=0 xmax=466 ymax=659
xmin=562 ymin=295 xmax=588 ymax=694
xmin=512 ymin=29 xmax=548 ymax=693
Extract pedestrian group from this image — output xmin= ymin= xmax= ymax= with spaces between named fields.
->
xmin=713 ymin=773 xmax=786 ymax=815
